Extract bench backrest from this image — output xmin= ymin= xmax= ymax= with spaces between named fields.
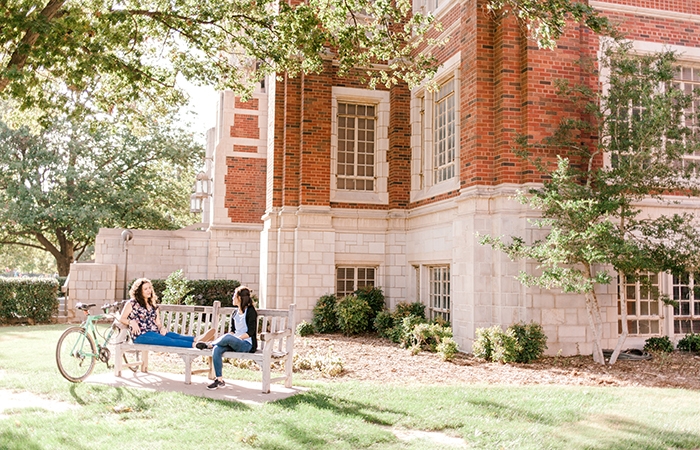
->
xmin=159 ymin=303 xmax=217 ymax=338
xmin=217 ymin=304 xmax=295 ymax=352
xmin=158 ymin=301 xmax=295 ymax=352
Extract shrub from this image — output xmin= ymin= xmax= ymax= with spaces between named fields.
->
xmin=355 ymin=286 xmax=385 ymax=329
xmin=509 ymin=322 xmax=548 ymax=363
xmin=395 ymin=302 xmax=425 ymax=320
xmin=677 ymin=333 xmax=700 ymax=353
xmin=0 ymin=278 xmax=58 ymax=324
xmin=161 ymin=270 xmax=195 ymax=305
xmin=336 ymin=294 xmax=372 ymax=335
xmin=296 ymin=320 xmax=315 ymax=337
xmin=312 ymin=294 xmax=339 ymax=333
xmin=409 ymin=323 xmax=453 ymax=352
xmin=138 ymin=278 xmax=240 ymax=306
xmin=373 ymin=311 xmax=395 ymax=339
xmin=397 ymin=315 xmax=426 ymax=347
xmin=644 ymin=336 xmax=674 ymax=354
xmin=492 ymin=327 xmax=520 ymax=363
xmin=437 ymin=337 xmax=459 ymax=361
xmin=472 ymin=325 xmax=500 ymax=361
xmin=473 ymin=323 xmax=546 ymax=364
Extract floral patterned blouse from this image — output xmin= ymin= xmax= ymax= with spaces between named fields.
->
xmin=128 ymin=299 xmax=160 ymax=336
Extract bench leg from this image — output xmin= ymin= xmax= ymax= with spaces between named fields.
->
xmin=285 ymin=337 xmax=294 ymax=388
xmin=114 ymin=345 xmax=123 ymax=377
xmin=261 ymin=352 xmax=271 ymax=394
xmin=142 ymin=350 xmax=149 ymax=373
xmin=180 ymin=354 xmax=194 ymax=384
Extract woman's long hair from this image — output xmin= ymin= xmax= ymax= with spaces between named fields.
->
xmin=129 ymin=278 xmax=158 ymax=309
xmin=234 ymin=285 xmax=254 ymax=312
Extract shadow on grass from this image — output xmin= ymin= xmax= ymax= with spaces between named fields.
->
xmin=278 ymin=390 xmax=398 ymax=426
xmin=559 ymin=415 xmax=700 ymax=449
xmin=0 ymin=430 xmax=43 ymax=450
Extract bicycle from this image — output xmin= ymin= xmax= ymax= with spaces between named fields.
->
xmin=55 ymin=300 xmax=140 ymax=382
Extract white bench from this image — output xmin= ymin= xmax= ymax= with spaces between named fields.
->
xmin=113 ymin=301 xmax=295 ymax=393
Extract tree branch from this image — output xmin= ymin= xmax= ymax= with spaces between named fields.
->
xmin=0 ymin=0 xmax=67 ymax=93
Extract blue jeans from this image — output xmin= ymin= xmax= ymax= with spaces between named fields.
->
xmin=133 ymin=331 xmax=195 ymax=348
xmin=212 ymin=333 xmax=252 ymax=377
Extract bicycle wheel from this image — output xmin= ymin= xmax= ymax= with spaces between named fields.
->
xmin=56 ymin=327 xmax=97 ymax=382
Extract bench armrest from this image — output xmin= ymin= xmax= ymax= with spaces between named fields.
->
xmin=259 ymin=329 xmax=293 ymax=341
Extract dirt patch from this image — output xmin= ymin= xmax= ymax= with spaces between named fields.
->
xmin=293 ymin=334 xmax=700 ymax=390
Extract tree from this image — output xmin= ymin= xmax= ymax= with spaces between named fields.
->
xmin=484 ymin=0 xmax=617 ymax=49
xmin=0 ymin=0 xmax=441 ymax=117
xmin=0 ymin=109 xmax=203 ymax=276
xmin=479 ymin=43 xmax=700 ymax=365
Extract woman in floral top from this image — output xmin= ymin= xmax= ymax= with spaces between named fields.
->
xmin=117 ymin=278 xmax=197 ymax=348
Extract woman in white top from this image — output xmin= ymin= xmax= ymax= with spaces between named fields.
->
xmin=198 ymin=285 xmax=257 ymax=390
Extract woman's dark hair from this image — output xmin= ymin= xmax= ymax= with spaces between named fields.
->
xmin=129 ymin=278 xmax=158 ymax=309
xmin=235 ymin=285 xmax=254 ymax=311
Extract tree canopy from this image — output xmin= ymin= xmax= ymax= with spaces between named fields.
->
xmin=0 ymin=0 xmax=441 ymax=117
xmin=485 ymin=0 xmax=616 ymax=49
xmin=0 ymin=108 xmax=203 ymax=276
xmin=480 ymin=43 xmax=700 ymax=364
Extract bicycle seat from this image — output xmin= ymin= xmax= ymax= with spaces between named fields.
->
xmin=75 ymin=302 xmax=96 ymax=311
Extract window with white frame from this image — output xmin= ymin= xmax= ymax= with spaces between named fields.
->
xmin=331 ymin=87 xmax=389 ymax=204
xmin=433 ymin=79 xmax=456 ymax=183
xmin=672 ymin=272 xmax=700 ymax=334
xmin=674 ymin=64 xmax=700 ymax=166
xmin=411 ymin=53 xmax=460 ymax=202
xmin=336 ymin=266 xmax=376 ymax=298
xmin=429 ymin=266 xmax=451 ymax=323
xmin=618 ymin=273 xmax=661 ymax=335
xmin=337 ymin=103 xmax=375 ymax=191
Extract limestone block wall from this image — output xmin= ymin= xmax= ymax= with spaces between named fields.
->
xmin=93 ymin=226 xmax=261 ymax=301
xmin=66 ymin=263 xmax=117 ymax=322
xmin=408 ymin=186 xmax=619 ymax=356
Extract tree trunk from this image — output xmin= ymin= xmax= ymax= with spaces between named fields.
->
xmin=583 ymin=263 xmax=605 ymax=364
xmin=609 ymin=271 xmax=629 ymax=365
xmin=34 ymin=231 xmax=74 ymax=276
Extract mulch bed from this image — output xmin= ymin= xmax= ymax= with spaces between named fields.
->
xmin=293 ymin=334 xmax=700 ymax=390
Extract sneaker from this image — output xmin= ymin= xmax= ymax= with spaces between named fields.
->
xmin=207 ymin=379 xmax=225 ymax=390
xmin=196 ymin=342 xmax=211 ymax=350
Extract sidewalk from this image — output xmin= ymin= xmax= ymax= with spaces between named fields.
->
xmin=86 ymin=371 xmax=305 ymax=405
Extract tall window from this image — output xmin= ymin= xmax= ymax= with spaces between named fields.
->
xmin=411 ymin=54 xmax=460 ymax=202
xmin=672 ymin=272 xmax=700 ymax=334
xmin=336 ymin=266 xmax=376 ymax=298
xmin=619 ymin=273 xmax=661 ymax=335
xmin=674 ymin=64 xmax=700 ymax=165
xmin=337 ymin=103 xmax=375 ymax=191
xmin=433 ymin=80 xmax=456 ymax=183
xmin=429 ymin=266 xmax=450 ymax=323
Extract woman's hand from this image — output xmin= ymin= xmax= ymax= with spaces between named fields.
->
xmin=160 ymin=327 xmax=167 ymax=336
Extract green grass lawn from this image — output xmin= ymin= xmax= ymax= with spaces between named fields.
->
xmin=1 ymin=324 xmax=700 ymax=449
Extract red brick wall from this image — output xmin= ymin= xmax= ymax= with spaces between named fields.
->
xmin=388 ymin=83 xmax=412 ymax=209
xmin=231 ymin=114 xmax=259 ymax=139
xmin=300 ymin=69 xmax=332 ymax=206
xmin=266 ymin=0 xmax=699 ymax=212
xmin=225 ymin=156 xmax=266 ymax=223
xmin=602 ymin=0 xmax=700 ymax=14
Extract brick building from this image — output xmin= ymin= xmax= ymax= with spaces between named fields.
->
xmin=85 ymin=0 xmax=700 ymax=355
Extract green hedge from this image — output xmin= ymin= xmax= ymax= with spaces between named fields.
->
xmin=0 ymin=278 xmax=59 ymax=324
xmin=133 ymin=278 xmax=242 ymax=307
